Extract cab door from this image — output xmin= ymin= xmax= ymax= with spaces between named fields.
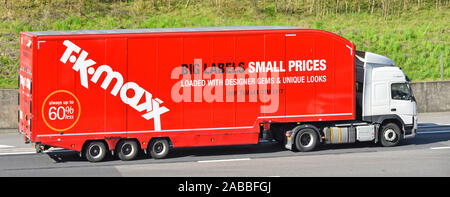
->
xmin=389 ymin=82 xmax=414 ymax=125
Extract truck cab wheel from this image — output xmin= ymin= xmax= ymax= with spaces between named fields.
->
xmin=117 ymin=140 xmax=139 ymax=161
xmin=380 ymin=123 xmax=402 ymax=147
xmin=85 ymin=141 xmax=107 ymax=162
xmin=295 ymin=128 xmax=318 ymax=152
xmin=148 ymin=138 xmax=169 ymax=159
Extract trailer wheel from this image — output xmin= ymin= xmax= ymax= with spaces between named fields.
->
xmin=85 ymin=141 xmax=107 ymax=162
xmin=380 ymin=123 xmax=401 ymax=147
xmin=148 ymin=138 xmax=169 ymax=159
xmin=294 ymin=128 xmax=318 ymax=152
xmin=117 ymin=140 xmax=139 ymax=161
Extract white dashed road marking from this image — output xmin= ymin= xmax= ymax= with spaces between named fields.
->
xmin=430 ymin=147 xmax=450 ymax=150
xmin=198 ymin=158 xmax=251 ymax=163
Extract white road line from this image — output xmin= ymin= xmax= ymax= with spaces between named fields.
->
xmin=418 ymin=124 xmax=450 ymax=128
xmin=430 ymin=147 xmax=450 ymax=150
xmin=0 ymin=149 xmax=72 ymax=156
xmin=198 ymin=158 xmax=251 ymax=163
xmin=0 ymin=151 xmax=36 ymax=156
xmin=418 ymin=130 xmax=450 ymax=134
xmin=0 ymin=145 xmax=15 ymax=148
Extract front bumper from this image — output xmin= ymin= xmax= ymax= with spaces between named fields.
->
xmin=404 ymin=115 xmax=417 ymax=139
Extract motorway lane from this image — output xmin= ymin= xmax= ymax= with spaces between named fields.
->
xmin=0 ymin=123 xmax=449 ymax=176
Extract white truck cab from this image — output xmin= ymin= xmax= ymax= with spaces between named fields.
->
xmin=356 ymin=51 xmax=417 ymax=146
xmin=283 ymin=50 xmax=417 ymax=151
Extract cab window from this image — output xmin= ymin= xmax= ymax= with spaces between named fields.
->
xmin=391 ymin=83 xmax=411 ymax=100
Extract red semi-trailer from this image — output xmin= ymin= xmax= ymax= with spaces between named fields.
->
xmin=19 ymin=26 xmax=417 ymax=162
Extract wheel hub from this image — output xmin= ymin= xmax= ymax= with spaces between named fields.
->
xmin=384 ymin=129 xmax=397 ymax=142
xmin=300 ymin=133 xmax=313 ymax=147
xmin=89 ymin=145 xmax=102 ymax=158
xmin=154 ymin=143 xmax=164 ymax=154
xmin=122 ymin=144 xmax=132 ymax=155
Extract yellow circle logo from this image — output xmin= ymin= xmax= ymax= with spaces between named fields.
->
xmin=41 ymin=90 xmax=81 ymax=132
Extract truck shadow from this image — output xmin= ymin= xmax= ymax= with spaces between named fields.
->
xmin=46 ymin=151 xmax=116 ymax=163
xmin=406 ymin=123 xmax=450 ymax=145
xmin=45 ymin=123 xmax=450 ymax=163
xmin=166 ymin=142 xmax=286 ymax=159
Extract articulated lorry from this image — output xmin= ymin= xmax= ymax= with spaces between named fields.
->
xmin=18 ymin=26 xmax=417 ymax=162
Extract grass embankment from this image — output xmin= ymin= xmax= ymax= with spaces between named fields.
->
xmin=0 ymin=0 xmax=448 ymax=88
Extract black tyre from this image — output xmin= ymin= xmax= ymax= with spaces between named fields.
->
xmin=85 ymin=141 xmax=107 ymax=162
xmin=148 ymin=138 xmax=169 ymax=159
xmin=294 ymin=128 xmax=318 ymax=152
xmin=117 ymin=140 xmax=139 ymax=161
xmin=380 ymin=123 xmax=402 ymax=147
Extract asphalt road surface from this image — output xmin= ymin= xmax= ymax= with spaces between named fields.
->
xmin=1 ymin=112 xmax=449 ymax=177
